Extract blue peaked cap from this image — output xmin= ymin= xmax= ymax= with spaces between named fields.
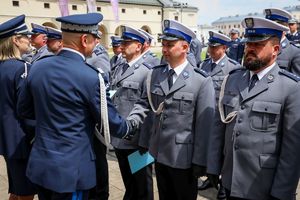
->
xmin=0 ymin=15 xmax=32 ymax=39
xmin=31 ymin=23 xmax=47 ymax=34
xmin=121 ymin=26 xmax=148 ymax=44
xmin=56 ymin=13 xmax=103 ymax=38
xmin=208 ymin=31 xmax=231 ymax=46
xmin=46 ymin=27 xmax=62 ymax=39
xmin=242 ymin=17 xmax=289 ymax=42
xmin=264 ymin=8 xmax=292 ymax=23
xmin=160 ymin=19 xmax=196 ymax=44
xmin=111 ymin=36 xmax=122 ymax=46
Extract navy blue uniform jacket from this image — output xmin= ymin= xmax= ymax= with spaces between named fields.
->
xmin=17 ymin=50 xmax=128 ymax=193
xmin=0 ymin=59 xmax=33 ymax=159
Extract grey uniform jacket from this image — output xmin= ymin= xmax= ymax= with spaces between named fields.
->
xmin=277 ymin=37 xmax=300 ymax=76
xmin=207 ymin=65 xmax=300 ymax=200
xmin=110 ymin=58 xmax=151 ymax=149
xmin=141 ymin=50 xmax=160 ymax=68
xmin=30 ymin=45 xmax=53 ymax=64
xmin=200 ymin=55 xmax=241 ymax=103
xmin=128 ymin=63 xmax=215 ymax=169
xmin=87 ymin=44 xmax=110 ymax=74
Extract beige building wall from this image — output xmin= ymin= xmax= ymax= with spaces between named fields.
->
xmin=0 ymin=0 xmax=198 ymax=47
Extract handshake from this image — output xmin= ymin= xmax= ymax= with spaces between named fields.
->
xmin=123 ymin=119 xmax=139 ymax=140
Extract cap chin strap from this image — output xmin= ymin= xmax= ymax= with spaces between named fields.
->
xmin=218 ymin=75 xmax=238 ymax=123
xmin=146 ymin=69 xmax=164 ymax=115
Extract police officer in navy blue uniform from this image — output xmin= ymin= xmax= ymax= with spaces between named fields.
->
xmin=0 ymin=14 xmax=37 ymax=200
xmin=127 ymin=19 xmax=215 ymax=200
xmin=110 ymin=36 xmax=125 ymax=79
xmin=286 ymin=18 xmax=300 ymax=46
xmin=226 ymin=29 xmax=245 ymax=64
xmin=17 ymin=13 xmax=136 ymax=200
xmin=45 ymin=26 xmax=63 ymax=54
xmin=110 ymin=26 xmax=154 ymax=200
xmin=207 ymin=16 xmax=300 ymax=200
xmin=264 ymin=8 xmax=300 ymax=76
xmin=138 ymin=28 xmax=160 ymax=68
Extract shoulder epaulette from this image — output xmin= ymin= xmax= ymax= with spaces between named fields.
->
xmin=153 ymin=63 xmax=168 ymax=69
xmin=143 ymin=62 xmax=154 ymax=69
xmin=229 ymin=67 xmax=246 ymax=75
xmin=194 ymin=68 xmax=208 ymax=77
xmin=228 ymin=58 xmax=239 ymax=65
xmin=279 ymin=69 xmax=300 ymax=82
xmin=291 ymin=42 xmax=300 ymax=48
xmin=94 ymin=48 xmax=103 ymax=56
xmin=150 ymin=52 xmax=157 ymax=57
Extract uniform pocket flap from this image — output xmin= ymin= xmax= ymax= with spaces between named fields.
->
xmin=122 ymin=81 xmax=139 ymax=89
xmin=173 ymin=92 xmax=194 ymax=101
xmin=175 ymin=133 xmax=193 ymax=144
xmin=259 ymin=154 xmax=278 ymax=169
xmin=252 ymin=101 xmax=281 ymax=114
xmin=222 ymin=95 xmax=238 ymax=107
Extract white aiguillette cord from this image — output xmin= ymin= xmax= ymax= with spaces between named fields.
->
xmin=94 ymin=72 xmax=111 ymax=147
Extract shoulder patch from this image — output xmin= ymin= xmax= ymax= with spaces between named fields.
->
xmin=194 ymin=68 xmax=208 ymax=77
xmin=153 ymin=63 xmax=168 ymax=69
xmin=229 ymin=67 xmax=246 ymax=75
xmin=143 ymin=62 xmax=154 ymax=69
xmin=279 ymin=69 xmax=300 ymax=82
xmin=94 ymin=48 xmax=103 ymax=56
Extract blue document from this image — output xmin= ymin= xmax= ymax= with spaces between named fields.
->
xmin=128 ymin=150 xmax=154 ymax=174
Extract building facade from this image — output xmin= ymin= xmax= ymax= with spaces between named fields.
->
xmin=0 ymin=0 xmax=198 ymax=47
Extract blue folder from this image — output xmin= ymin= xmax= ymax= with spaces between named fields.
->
xmin=128 ymin=150 xmax=155 ymax=174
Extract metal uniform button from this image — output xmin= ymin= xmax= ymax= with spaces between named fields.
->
xmin=241 ymin=105 xmax=245 ymax=110
xmin=236 ymin=131 xmax=240 ymax=136
xmin=238 ymin=118 xmax=242 ymax=123
xmin=234 ymin=144 xmax=239 ymax=150
xmin=163 ymin=115 xmax=167 ymax=119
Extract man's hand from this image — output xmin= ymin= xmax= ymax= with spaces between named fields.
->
xmin=192 ymin=164 xmax=206 ymax=178
xmin=123 ymin=119 xmax=139 ymax=140
xmin=138 ymin=146 xmax=148 ymax=155
xmin=207 ymin=174 xmax=219 ymax=189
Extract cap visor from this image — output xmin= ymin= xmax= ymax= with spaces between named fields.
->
xmin=207 ymin=42 xmax=222 ymax=47
xmin=242 ymin=36 xmax=272 ymax=43
xmin=159 ymin=35 xmax=180 ymax=41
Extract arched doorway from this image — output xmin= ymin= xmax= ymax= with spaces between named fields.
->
xmin=140 ymin=25 xmax=152 ymax=34
xmin=99 ymin=24 xmax=108 ymax=48
xmin=114 ymin=25 xmax=124 ymax=36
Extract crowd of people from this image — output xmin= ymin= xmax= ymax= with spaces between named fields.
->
xmin=0 ymin=6 xmax=300 ymax=200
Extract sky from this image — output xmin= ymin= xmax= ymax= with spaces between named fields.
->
xmin=177 ymin=0 xmax=300 ymax=25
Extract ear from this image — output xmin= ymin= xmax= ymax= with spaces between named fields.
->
xmin=12 ymin=36 xmax=20 ymax=47
xmin=136 ymin=42 xmax=143 ymax=52
xmin=273 ymin=44 xmax=280 ymax=55
xmin=80 ymin=34 xmax=88 ymax=48
xmin=182 ymin=41 xmax=189 ymax=52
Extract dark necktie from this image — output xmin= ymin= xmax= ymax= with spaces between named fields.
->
xmin=168 ymin=69 xmax=175 ymax=89
xmin=249 ymin=74 xmax=258 ymax=91
xmin=211 ymin=62 xmax=217 ymax=72
xmin=122 ymin=63 xmax=129 ymax=75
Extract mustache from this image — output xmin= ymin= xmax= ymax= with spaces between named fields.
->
xmin=245 ymin=52 xmax=257 ymax=58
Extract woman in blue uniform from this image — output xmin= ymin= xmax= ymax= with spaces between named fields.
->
xmin=0 ymin=15 xmax=36 ymax=200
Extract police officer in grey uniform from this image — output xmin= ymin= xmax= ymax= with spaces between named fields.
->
xmin=127 ymin=19 xmax=215 ymax=200
xmin=199 ymin=31 xmax=241 ymax=199
xmin=29 ymin=23 xmax=53 ymax=63
xmin=264 ymin=8 xmax=300 ymax=76
xmin=201 ymin=30 xmax=241 ymax=104
xmin=207 ymin=17 xmax=300 ymax=200
xmin=138 ymin=28 xmax=160 ymax=68
xmin=189 ymin=37 xmax=202 ymax=67
xmin=87 ymin=33 xmax=110 ymax=76
xmin=110 ymin=26 xmax=153 ymax=200
xmin=110 ymin=36 xmax=125 ymax=79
